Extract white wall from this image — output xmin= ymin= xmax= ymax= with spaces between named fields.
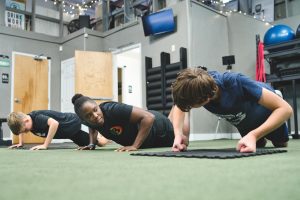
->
xmin=113 ymin=46 xmax=143 ymax=107
xmin=61 ymin=58 xmax=75 ymax=113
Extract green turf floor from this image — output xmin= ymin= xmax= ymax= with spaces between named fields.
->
xmin=0 ymin=139 xmax=300 ymax=200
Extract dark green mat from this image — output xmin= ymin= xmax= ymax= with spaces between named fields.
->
xmin=131 ymin=148 xmax=287 ymax=159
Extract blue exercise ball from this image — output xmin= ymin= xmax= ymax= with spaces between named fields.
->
xmin=264 ymin=24 xmax=295 ymax=46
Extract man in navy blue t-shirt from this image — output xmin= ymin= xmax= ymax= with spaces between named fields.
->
xmin=171 ymin=68 xmax=292 ymax=153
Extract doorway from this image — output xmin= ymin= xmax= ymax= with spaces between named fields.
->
xmin=11 ymin=52 xmax=50 ymax=144
xmin=113 ymin=44 xmax=142 ymax=107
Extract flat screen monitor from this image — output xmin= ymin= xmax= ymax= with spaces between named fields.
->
xmin=222 ymin=55 xmax=235 ymax=66
xmin=142 ymin=9 xmax=175 ymax=36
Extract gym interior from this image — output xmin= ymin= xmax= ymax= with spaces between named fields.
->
xmin=0 ymin=0 xmax=300 ymax=200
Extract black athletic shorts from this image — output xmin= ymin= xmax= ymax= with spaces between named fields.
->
xmin=141 ymin=111 xmax=174 ymax=148
xmin=69 ymin=130 xmax=90 ymax=147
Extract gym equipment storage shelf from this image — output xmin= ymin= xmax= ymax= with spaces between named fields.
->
xmin=264 ymin=38 xmax=300 ymax=139
xmin=145 ymin=47 xmax=187 ymax=116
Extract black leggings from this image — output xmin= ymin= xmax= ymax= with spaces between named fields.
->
xmin=69 ymin=130 xmax=90 ymax=147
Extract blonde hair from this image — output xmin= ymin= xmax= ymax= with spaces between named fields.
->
xmin=7 ymin=112 xmax=27 ymax=135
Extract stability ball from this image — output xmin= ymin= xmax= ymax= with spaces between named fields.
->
xmin=264 ymin=24 xmax=295 ymax=45
xmin=296 ymin=24 xmax=300 ymax=38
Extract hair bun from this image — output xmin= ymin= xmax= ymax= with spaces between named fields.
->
xmin=72 ymin=94 xmax=83 ymax=105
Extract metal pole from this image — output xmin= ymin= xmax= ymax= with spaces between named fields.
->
xmin=124 ymin=0 xmax=131 ymax=23
xmin=102 ymin=0 xmax=109 ymax=31
xmin=59 ymin=1 xmax=64 ymax=37
xmin=285 ymin=0 xmax=289 ymax=18
xmin=0 ymin=0 xmax=5 ymax=26
xmin=292 ymin=80 xmax=299 ymax=139
xmin=31 ymin=0 xmax=36 ymax=32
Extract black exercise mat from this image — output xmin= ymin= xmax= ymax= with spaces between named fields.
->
xmin=131 ymin=148 xmax=287 ymax=159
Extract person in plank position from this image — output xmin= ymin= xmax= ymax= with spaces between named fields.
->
xmin=171 ymin=68 xmax=292 ymax=153
xmin=7 ymin=110 xmax=109 ymax=150
xmin=71 ymin=94 xmax=190 ymax=151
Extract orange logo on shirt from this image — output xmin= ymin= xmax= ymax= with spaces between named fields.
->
xmin=110 ymin=126 xmax=123 ymax=136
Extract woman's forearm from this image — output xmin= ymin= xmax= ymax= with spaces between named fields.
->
xmin=132 ymin=114 xmax=154 ymax=149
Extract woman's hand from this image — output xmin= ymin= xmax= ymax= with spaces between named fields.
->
xmin=115 ymin=146 xmax=138 ymax=152
xmin=30 ymin=144 xmax=48 ymax=150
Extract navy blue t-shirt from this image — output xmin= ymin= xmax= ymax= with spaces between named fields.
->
xmin=204 ymin=71 xmax=276 ymax=135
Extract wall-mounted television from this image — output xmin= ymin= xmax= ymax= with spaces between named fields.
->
xmin=142 ymin=9 xmax=175 ymax=36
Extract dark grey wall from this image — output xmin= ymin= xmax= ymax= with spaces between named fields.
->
xmin=61 ymin=30 xmax=86 ymax=60
xmin=0 ymin=26 xmax=61 ymax=138
xmin=83 ymin=30 xmax=106 ymax=52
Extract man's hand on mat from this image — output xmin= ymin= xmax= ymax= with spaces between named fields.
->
xmin=8 ymin=144 xmax=23 ymax=149
xmin=236 ymin=133 xmax=257 ymax=153
xmin=116 ymin=146 xmax=137 ymax=152
xmin=30 ymin=145 xmax=48 ymax=150
xmin=172 ymin=134 xmax=188 ymax=152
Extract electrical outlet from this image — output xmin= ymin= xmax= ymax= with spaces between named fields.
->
xmin=171 ymin=45 xmax=176 ymax=52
